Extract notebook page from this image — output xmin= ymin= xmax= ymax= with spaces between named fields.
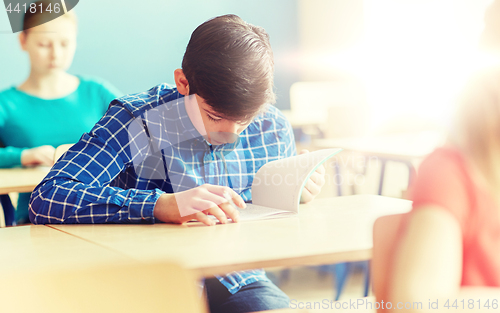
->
xmin=237 ymin=204 xmax=296 ymax=221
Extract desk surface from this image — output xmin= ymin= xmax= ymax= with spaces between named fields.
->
xmin=0 ymin=225 xmax=134 ymax=275
xmin=50 ymin=195 xmax=412 ymax=278
xmin=0 ymin=226 xmax=205 ymax=313
xmin=314 ymin=131 xmax=446 ymax=160
xmin=0 ymin=166 xmax=50 ymax=194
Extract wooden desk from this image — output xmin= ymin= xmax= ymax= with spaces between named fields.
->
xmin=0 ymin=166 xmax=50 ymax=194
xmin=50 ymin=195 xmax=412 ymax=278
xmin=0 ymin=226 xmax=207 ymax=313
xmin=0 ymin=167 xmax=50 ymax=226
xmin=0 ymin=225 xmax=134 ymax=275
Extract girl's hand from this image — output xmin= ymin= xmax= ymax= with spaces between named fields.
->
xmin=21 ymin=145 xmax=56 ymax=167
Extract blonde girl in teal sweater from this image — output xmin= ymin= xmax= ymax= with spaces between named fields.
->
xmin=0 ymin=1 xmax=121 ymax=224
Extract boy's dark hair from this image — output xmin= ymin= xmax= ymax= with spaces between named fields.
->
xmin=182 ymin=14 xmax=275 ymax=122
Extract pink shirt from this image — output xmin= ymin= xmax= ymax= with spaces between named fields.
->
xmin=410 ymin=147 xmax=500 ymax=286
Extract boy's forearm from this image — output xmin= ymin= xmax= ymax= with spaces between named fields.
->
xmin=30 ymin=178 xmax=163 ymax=224
xmin=153 ymin=193 xmax=176 ymax=223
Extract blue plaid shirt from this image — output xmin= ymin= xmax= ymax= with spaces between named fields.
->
xmin=29 ymin=84 xmax=296 ymax=294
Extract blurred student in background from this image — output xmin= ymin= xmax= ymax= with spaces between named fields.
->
xmin=480 ymin=0 xmax=500 ymax=56
xmin=387 ymin=68 xmax=500 ymax=311
xmin=0 ymin=0 xmax=121 ymax=224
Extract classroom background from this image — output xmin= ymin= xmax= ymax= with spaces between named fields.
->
xmin=1 ymin=0 xmax=494 ymax=126
xmin=1 ymin=0 xmax=499 ymax=307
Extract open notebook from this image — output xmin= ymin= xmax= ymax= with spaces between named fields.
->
xmin=236 ymin=148 xmax=342 ymax=221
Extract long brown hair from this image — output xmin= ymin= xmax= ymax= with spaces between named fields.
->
xmin=451 ymin=68 xmax=500 ymax=201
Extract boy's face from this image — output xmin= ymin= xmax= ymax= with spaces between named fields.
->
xmin=185 ymin=94 xmax=252 ymax=145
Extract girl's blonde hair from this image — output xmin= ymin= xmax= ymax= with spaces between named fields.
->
xmin=451 ymin=68 xmax=500 ymax=201
xmin=23 ymin=0 xmax=77 ymax=33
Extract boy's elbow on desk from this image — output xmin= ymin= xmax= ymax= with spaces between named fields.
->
xmin=29 ymin=180 xmax=65 ymax=224
xmin=29 ymin=186 xmax=51 ymax=224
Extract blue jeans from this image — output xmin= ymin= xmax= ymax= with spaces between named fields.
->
xmin=15 ymin=192 xmax=31 ymax=224
xmin=205 ymin=278 xmax=290 ymax=313
xmin=0 ymin=194 xmax=15 ymax=226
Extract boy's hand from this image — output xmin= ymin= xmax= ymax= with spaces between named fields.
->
xmin=153 ymin=184 xmax=246 ymax=226
xmin=21 ymin=145 xmax=56 ymax=167
xmin=299 ymin=149 xmax=326 ymax=204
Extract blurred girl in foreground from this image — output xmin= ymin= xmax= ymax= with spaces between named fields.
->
xmin=388 ymin=68 xmax=500 ymax=312
xmin=0 ymin=1 xmax=121 ymax=224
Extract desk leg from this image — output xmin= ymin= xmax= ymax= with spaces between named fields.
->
xmin=377 ymin=159 xmax=387 ymax=196
xmin=0 ymin=194 xmax=15 ymax=227
xmin=364 ymin=260 xmax=371 ymax=297
xmin=403 ymin=161 xmax=417 ymax=199
xmin=407 ymin=162 xmax=417 ymax=187
xmin=377 ymin=159 xmax=416 ymax=198
xmin=334 ymin=161 xmax=342 ymax=196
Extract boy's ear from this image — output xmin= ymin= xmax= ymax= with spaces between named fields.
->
xmin=174 ymin=69 xmax=190 ymax=95
xmin=19 ymin=32 xmax=28 ymax=51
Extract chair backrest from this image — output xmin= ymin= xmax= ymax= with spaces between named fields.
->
xmin=0 ymin=261 xmax=207 ymax=313
xmin=372 ymin=212 xmax=409 ymax=312
xmin=53 ymin=144 xmax=74 ymax=163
